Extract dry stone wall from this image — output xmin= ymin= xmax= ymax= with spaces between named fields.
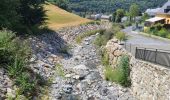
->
xmin=105 ymin=39 xmax=170 ymax=100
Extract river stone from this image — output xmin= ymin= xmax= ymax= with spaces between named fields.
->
xmin=63 ymin=84 xmax=73 ymax=94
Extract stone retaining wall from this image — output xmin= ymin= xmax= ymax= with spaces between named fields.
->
xmin=105 ymin=39 xmax=170 ymax=100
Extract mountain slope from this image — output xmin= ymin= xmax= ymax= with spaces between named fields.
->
xmin=44 ymin=3 xmax=90 ymax=30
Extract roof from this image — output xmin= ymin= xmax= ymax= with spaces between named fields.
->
xmin=146 ymin=17 xmax=165 ymax=22
xmin=158 ymin=1 xmax=170 ymax=14
xmin=145 ymin=8 xmax=161 ymax=16
xmin=101 ymin=15 xmax=111 ymax=19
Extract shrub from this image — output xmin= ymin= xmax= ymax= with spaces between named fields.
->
xmin=75 ymin=29 xmax=105 ymax=43
xmin=167 ymin=34 xmax=170 ymax=39
xmin=16 ymin=73 xmax=35 ymax=96
xmin=116 ymin=31 xmax=126 ymax=42
xmin=104 ymin=55 xmax=131 ymax=87
xmin=94 ymin=28 xmax=115 ymax=47
xmin=117 ymin=55 xmax=131 ymax=87
xmin=0 ymin=30 xmax=45 ymax=99
xmin=0 ymin=30 xmax=16 ymax=65
xmin=7 ymin=56 xmax=25 ymax=78
xmin=101 ymin=49 xmax=110 ymax=66
xmin=105 ymin=66 xmax=124 ymax=83
xmin=124 ymin=21 xmax=132 ymax=27
xmin=158 ymin=28 xmax=168 ymax=38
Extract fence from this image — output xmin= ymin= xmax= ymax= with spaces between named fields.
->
xmin=123 ymin=42 xmax=170 ymax=67
xmin=135 ymin=47 xmax=170 ymax=67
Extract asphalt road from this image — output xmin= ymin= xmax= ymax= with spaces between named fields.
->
xmin=122 ymin=26 xmax=170 ymax=55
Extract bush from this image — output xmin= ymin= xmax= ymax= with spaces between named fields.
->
xmin=101 ymin=49 xmax=110 ymax=66
xmin=75 ymin=29 xmax=105 ymax=43
xmin=116 ymin=31 xmax=126 ymax=42
xmin=0 ymin=30 xmax=46 ymax=99
xmin=124 ymin=21 xmax=132 ymax=27
xmin=15 ymin=73 xmax=35 ymax=96
xmin=94 ymin=29 xmax=114 ymax=46
xmin=104 ymin=55 xmax=131 ymax=87
xmin=105 ymin=66 xmax=124 ymax=83
xmin=167 ymin=34 xmax=170 ymax=39
xmin=7 ymin=56 xmax=25 ymax=78
xmin=158 ymin=28 xmax=168 ymax=38
xmin=117 ymin=55 xmax=131 ymax=87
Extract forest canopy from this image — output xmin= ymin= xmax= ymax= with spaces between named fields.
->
xmin=67 ymin=0 xmax=167 ymax=14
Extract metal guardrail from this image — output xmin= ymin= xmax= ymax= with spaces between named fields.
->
xmin=123 ymin=42 xmax=170 ymax=67
xmin=135 ymin=47 xmax=170 ymax=67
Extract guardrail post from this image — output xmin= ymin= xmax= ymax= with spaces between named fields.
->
xmin=155 ymin=49 xmax=157 ymax=64
xmin=144 ymin=48 xmax=146 ymax=60
xmin=130 ymin=43 xmax=131 ymax=53
xmin=135 ymin=47 xmax=137 ymax=58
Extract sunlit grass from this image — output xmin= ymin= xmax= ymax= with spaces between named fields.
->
xmin=43 ymin=3 xmax=91 ymax=30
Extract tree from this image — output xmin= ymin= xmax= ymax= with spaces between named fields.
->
xmin=112 ymin=12 xmax=116 ymax=22
xmin=141 ymin=13 xmax=149 ymax=22
xmin=129 ymin=4 xmax=139 ymax=22
xmin=115 ymin=9 xmax=125 ymax=23
xmin=48 ymin=0 xmax=69 ymax=10
xmin=0 ymin=0 xmax=20 ymax=30
xmin=18 ymin=0 xmax=46 ymax=27
xmin=0 ymin=0 xmax=46 ymax=34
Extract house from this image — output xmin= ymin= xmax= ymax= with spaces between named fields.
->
xmin=121 ymin=17 xmax=128 ymax=23
xmin=121 ymin=16 xmax=141 ymax=23
xmin=101 ymin=15 xmax=112 ymax=22
xmin=145 ymin=8 xmax=161 ymax=17
xmin=89 ymin=14 xmax=102 ymax=20
xmin=145 ymin=1 xmax=170 ymax=28
xmin=88 ymin=14 xmax=112 ymax=21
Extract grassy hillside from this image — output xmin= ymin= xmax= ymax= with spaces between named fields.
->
xmin=43 ymin=3 xmax=90 ymax=30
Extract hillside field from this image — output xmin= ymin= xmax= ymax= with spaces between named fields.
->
xmin=43 ymin=3 xmax=90 ymax=30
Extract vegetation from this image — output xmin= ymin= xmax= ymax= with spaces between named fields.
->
xmin=146 ymin=23 xmax=170 ymax=39
xmin=68 ymin=0 xmax=166 ymax=15
xmin=94 ymin=29 xmax=115 ymax=47
xmin=55 ymin=63 xmax=65 ymax=77
xmin=47 ymin=0 xmax=69 ymax=10
xmin=112 ymin=9 xmax=125 ymax=23
xmin=44 ymin=3 xmax=90 ymax=30
xmin=94 ymin=23 xmax=123 ymax=47
xmin=116 ymin=31 xmax=126 ymax=42
xmin=0 ymin=30 xmax=47 ymax=99
xmin=0 ymin=0 xmax=46 ymax=35
xmin=129 ymin=4 xmax=140 ymax=22
xmin=76 ymin=29 xmax=105 ymax=43
xmin=104 ymin=54 xmax=131 ymax=87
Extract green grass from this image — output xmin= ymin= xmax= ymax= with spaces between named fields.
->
xmin=55 ymin=63 xmax=65 ymax=77
xmin=0 ymin=30 xmax=48 ymax=99
xmin=101 ymin=48 xmax=131 ymax=87
xmin=75 ymin=29 xmax=105 ymax=43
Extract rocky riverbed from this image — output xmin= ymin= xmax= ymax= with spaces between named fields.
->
xmin=0 ymin=23 xmax=135 ymax=99
xmin=49 ymin=33 xmax=135 ymax=100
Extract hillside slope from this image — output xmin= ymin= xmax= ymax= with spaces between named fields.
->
xmin=68 ymin=0 xmax=166 ymax=14
xmin=44 ymin=3 xmax=90 ymax=30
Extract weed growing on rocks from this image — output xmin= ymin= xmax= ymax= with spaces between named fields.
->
xmin=0 ymin=30 xmax=47 ymax=99
xmin=75 ymin=29 xmax=105 ymax=43
xmin=101 ymin=48 xmax=131 ymax=87
xmin=55 ymin=63 xmax=65 ymax=77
